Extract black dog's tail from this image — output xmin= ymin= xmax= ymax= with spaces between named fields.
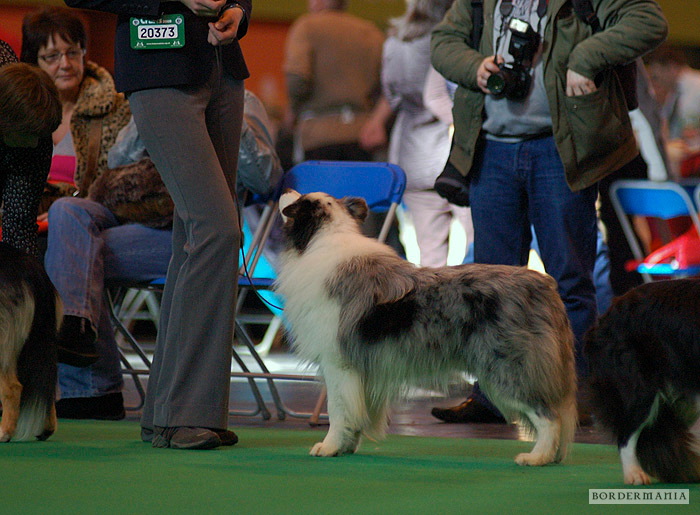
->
xmin=14 ymin=258 xmax=61 ymax=442
xmin=635 ymin=396 xmax=700 ymax=484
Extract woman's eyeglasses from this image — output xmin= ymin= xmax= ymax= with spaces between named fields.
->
xmin=38 ymin=48 xmax=86 ymax=65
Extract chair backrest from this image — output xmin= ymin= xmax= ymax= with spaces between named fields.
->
xmin=281 ymin=160 xmax=407 ymax=242
xmin=610 ymin=180 xmax=699 ymax=220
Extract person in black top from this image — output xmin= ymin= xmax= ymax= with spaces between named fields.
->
xmin=0 ymin=41 xmax=61 ymax=257
xmin=64 ymin=0 xmax=252 ymax=450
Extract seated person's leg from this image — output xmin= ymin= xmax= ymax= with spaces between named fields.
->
xmin=48 ymin=199 xmax=172 ymax=419
xmin=60 ymin=222 xmax=172 ymax=420
xmin=103 ymin=223 xmax=172 ymax=282
xmin=45 ymin=197 xmax=120 ymax=367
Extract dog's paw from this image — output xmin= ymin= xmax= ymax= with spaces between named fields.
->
xmin=0 ymin=430 xmax=11 ymax=443
xmin=624 ymin=467 xmax=652 ymax=485
xmin=36 ymin=428 xmax=55 ymax=441
xmin=515 ymin=452 xmax=552 ymax=466
xmin=309 ymin=441 xmax=341 ymax=457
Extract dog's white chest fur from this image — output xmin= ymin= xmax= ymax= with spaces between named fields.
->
xmin=276 ymin=232 xmax=375 ymax=363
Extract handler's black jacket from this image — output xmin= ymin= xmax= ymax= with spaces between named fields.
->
xmin=64 ymin=0 xmax=251 ymax=93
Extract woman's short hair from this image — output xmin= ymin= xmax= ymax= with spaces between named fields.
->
xmin=21 ymin=6 xmax=87 ymax=65
xmin=0 ymin=63 xmax=61 ymax=136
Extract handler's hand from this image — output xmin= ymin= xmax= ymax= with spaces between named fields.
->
xmin=208 ymin=6 xmax=243 ymax=46
xmin=179 ymin=0 xmax=226 ymax=17
xmin=566 ymin=69 xmax=597 ymax=96
xmin=477 ymin=56 xmax=502 ymax=94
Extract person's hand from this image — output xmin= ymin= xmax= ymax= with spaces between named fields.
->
xmin=359 ymin=117 xmax=387 ymax=152
xmin=37 ymin=212 xmax=48 ymax=223
xmin=359 ymin=96 xmax=392 ymax=151
xmin=566 ymin=69 xmax=597 ymax=97
xmin=476 ymin=55 xmax=502 ymax=94
xmin=179 ymin=0 xmax=226 ymax=17
xmin=208 ymin=7 xmax=243 ymax=46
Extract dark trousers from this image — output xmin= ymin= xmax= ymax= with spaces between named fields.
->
xmin=597 ymin=154 xmax=648 ymax=296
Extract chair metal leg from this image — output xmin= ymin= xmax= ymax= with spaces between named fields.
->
xmin=234 ymin=321 xmax=285 ymax=420
xmin=229 ymin=348 xmax=272 ymax=420
xmin=106 ymin=284 xmax=278 ymax=419
xmin=118 ymin=351 xmax=146 ymax=411
xmin=107 ymin=287 xmax=151 ymax=412
xmin=233 ymin=320 xmax=329 ymax=421
xmin=308 ymin=387 xmax=327 ymax=426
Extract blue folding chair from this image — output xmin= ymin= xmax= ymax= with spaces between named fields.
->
xmin=108 ymin=196 xmax=284 ymax=419
xmin=281 ymin=160 xmax=407 ymax=243
xmin=609 ymin=179 xmax=700 ymax=280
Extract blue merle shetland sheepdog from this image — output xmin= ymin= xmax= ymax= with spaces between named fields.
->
xmin=275 ymin=190 xmax=578 ymax=466
xmin=0 ymin=242 xmax=61 ymax=441
xmin=585 ymin=278 xmax=700 ymax=485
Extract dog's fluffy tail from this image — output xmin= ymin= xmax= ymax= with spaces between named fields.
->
xmin=13 ymin=275 xmax=61 ymax=442
xmin=635 ymin=396 xmax=700 ymax=483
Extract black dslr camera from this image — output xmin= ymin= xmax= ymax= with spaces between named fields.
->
xmin=487 ymin=18 xmax=540 ymax=101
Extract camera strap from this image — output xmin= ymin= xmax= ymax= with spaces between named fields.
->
xmin=471 ymin=1 xmax=484 ymax=49
xmin=472 ymin=0 xmax=548 ymax=51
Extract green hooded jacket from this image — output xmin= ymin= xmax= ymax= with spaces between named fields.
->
xmin=431 ymin=0 xmax=668 ymax=191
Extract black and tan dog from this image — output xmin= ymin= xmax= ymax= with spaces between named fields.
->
xmin=0 ymin=242 xmax=61 ymax=441
xmin=585 ymin=278 xmax=700 ymax=484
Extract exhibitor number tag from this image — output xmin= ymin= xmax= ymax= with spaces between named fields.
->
xmin=130 ymin=14 xmax=185 ymax=50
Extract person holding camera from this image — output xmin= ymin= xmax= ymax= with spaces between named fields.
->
xmin=430 ymin=0 xmax=667 ymax=424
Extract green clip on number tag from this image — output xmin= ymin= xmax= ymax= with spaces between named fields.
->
xmin=130 ymin=14 xmax=185 ymax=50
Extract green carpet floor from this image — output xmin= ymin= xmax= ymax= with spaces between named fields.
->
xmin=0 ymin=420 xmax=697 ymax=514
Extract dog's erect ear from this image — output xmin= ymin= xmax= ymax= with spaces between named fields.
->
xmin=343 ymin=197 xmax=369 ymax=223
xmin=279 ymin=189 xmax=301 ymax=223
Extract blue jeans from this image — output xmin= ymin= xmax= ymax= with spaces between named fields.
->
xmin=468 ymin=137 xmax=598 ymax=410
xmin=45 ymin=197 xmax=172 ymax=399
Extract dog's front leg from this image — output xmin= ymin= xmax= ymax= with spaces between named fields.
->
xmin=0 ymin=372 xmax=22 ymax=442
xmin=38 ymin=403 xmax=57 ymax=441
xmin=310 ymin=363 xmax=365 ymax=457
xmin=620 ymin=430 xmax=652 ymax=485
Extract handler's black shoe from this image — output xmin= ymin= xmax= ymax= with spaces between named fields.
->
xmin=151 ymin=426 xmax=238 ymax=449
xmin=431 ymin=397 xmax=507 ymax=424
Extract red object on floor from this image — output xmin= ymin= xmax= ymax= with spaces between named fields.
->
xmin=642 ymin=227 xmax=700 ymax=269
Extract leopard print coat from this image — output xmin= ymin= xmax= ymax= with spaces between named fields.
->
xmin=71 ymin=61 xmax=131 ymax=194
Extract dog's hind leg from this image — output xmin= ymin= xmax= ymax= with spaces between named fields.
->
xmin=0 ymin=371 xmax=22 ymax=442
xmin=554 ymin=393 xmax=578 ymax=463
xmin=310 ymin=363 xmax=367 ymax=457
xmin=515 ymin=410 xmax=561 ymax=466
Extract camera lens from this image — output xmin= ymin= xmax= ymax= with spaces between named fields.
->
xmin=486 ymin=72 xmax=507 ymax=96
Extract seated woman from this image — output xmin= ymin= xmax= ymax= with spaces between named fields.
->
xmin=21 ymin=6 xmax=131 ymax=367
xmin=0 ymin=42 xmax=61 ymax=257
xmin=44 ymin=90 xmax=283 ymax=420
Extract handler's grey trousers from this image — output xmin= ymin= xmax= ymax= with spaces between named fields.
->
xmin=129 ymin=67 xmax=244 ymax=431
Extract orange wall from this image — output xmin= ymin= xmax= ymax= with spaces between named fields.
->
xmin=239 ymin=21 xmax=290 ymax=120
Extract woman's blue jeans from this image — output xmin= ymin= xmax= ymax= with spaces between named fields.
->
xmin=45 ymin=197 xmax=172 ymax=399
